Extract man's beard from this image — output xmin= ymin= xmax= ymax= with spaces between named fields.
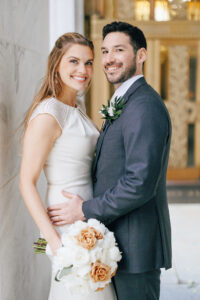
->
xmin=105 ymin=57 xmax=137 ymax=84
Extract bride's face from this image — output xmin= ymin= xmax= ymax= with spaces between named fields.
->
xmin=58 ymin=44 xmax=94 ymax=92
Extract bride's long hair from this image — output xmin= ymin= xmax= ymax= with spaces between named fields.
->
xmin=23 ymin=32 xmax=94 ymax=131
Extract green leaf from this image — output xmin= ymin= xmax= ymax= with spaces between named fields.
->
xmin=116 ymin=110 xmax=122 ymax=115
xmin=55 ymin=265 xmax=73 ymax=281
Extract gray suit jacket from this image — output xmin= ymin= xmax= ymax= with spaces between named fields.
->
xmin=82 ymin=77 xmax=172 ymax=273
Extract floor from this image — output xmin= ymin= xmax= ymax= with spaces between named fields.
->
xmin=160 ymin=202 xmax=200 ymax=300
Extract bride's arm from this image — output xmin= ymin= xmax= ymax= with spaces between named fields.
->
xmin=19 ymin=114 xmax=62 ymax=255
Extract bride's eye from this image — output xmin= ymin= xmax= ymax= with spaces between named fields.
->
xmin=86 ymin=61 xmax=93 ymax=66
xmin=70 ymin=59 xmax=78 ymax=64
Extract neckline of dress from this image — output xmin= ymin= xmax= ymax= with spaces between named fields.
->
xmin=52 ymin=97 xmax=79 ymax=110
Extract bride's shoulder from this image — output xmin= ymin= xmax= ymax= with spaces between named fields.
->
xmin=29 ymin=97 xmax=69 ymax=129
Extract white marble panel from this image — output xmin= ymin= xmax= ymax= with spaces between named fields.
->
xmin=0 ymin=0 xmax=49 ymax=54
xmin=0 ymin=1 xmax=50 ymax=299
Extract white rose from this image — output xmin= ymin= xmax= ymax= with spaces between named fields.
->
xmin=108 ymin=106 xmax=114 ymax=117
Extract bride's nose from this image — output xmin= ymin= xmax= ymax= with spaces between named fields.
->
xmin=77 ymin=63 xmax=87 ymax=74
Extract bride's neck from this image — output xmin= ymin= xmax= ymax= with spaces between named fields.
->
xmin=57 ymin=87 xmax=77 ymax=107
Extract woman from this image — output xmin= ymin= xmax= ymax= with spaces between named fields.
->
xmin=19 ymin=33 xmax=116 ymax=300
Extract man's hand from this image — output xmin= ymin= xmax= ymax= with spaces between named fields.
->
xmin=47 ymin=191 xmax=85 ymax=226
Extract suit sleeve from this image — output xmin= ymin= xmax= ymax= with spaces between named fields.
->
xmin=82 ymin=97 xmax=170 ymax=224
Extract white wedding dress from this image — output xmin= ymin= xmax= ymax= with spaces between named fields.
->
xmin=30 ymin=97 xmax=117 ymax=300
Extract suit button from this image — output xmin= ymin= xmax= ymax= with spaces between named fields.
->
xmin=93 ymin=176 xmax=97 ymax=183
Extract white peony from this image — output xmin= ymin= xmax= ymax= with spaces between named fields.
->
xmin=67 ymin=221 xmax=88 ymax=236
xmin=72 ymin=247 xmax=90 ymax=266
xmin=87 ymin=218 xmax=106 ymax=235
xmin=61 ymin=233 xmax=74 ymax=247
xmin=54 ymin=246 xmax=73 ymax=269
xmin=74 ymin=265 xmax=91 ymax=278
xmin=89 ymin=278 xmax=111 ymax=291
xmin=99 ymin=248 xmax=109 ymax=265
xmin=90 ymin=247 xmax=103 ymax=263
xmin=108 ymin=261 xmax=118 ymax=274
xmin=102 ymin=232 xmax=116 ymax=249
xmin=109 ymin=246 xmax=122 ymax=261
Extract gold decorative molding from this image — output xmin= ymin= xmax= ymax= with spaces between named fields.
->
xmin=90 ymin=18 xmax=200 ymax=40
xmin=116 ymin=0 xmax=134 ymax=19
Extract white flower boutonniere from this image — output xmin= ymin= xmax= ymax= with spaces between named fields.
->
xmin=99 ymin=96 xmax=125 ymax=124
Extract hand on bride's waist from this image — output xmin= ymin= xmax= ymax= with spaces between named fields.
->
xmin=47 ymin=190 xmax=85 ymax=226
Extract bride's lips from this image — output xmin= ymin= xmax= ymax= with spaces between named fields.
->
xmin=71 ymin=75 xmax=88 ymax=83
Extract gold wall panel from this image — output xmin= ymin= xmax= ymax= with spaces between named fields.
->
xmin=167 ymin=46 xmax=189 ymax=168
xmin=89 ymin=18 xmax=200 ymax=177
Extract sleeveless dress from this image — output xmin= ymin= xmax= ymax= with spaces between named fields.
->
xmin=30 ymin=98 xmax=117 ymax=300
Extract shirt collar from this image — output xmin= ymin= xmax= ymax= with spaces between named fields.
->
xmin=110 ymin=74 xmax=144 ymax=103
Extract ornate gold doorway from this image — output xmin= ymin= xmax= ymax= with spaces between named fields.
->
xmin=86 ymin=12 xmax=200 ymax=180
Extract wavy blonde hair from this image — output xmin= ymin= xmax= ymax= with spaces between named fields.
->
xmin=23 ymin=33 xmax=94 ymax=131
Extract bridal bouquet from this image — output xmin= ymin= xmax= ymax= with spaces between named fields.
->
xmin=34 ymin=219 xmax=122 ymax=294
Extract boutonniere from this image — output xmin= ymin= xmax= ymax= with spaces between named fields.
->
xmin=99 ymin=96 xmax=125 ymax=124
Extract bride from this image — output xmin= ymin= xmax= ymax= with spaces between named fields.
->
xmin=19 ymin=33 xmax=116 ymax=300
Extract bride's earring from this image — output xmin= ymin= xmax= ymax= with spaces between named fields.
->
xmin=55 ymin=72 xmax=59 ymax=85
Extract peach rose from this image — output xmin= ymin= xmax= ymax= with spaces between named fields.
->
xmin=95 ymin=283 xmax=109 ymax=292
xmin=90 ymin=261 xmax=111 ymax=283
xmin=76 ymin=227 xmax=97 ymax=250
xmin=90 ymin=227 xmax=103 ymax=240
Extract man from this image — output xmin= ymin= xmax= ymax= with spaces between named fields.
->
xmin=48 ymin=22 xmax=172 ymax=300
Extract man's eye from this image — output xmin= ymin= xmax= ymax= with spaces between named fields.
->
xmin=102 ymin=50 xmax=108 ymax=54
xmin=116 ymin=48 xmax=123 ymax=52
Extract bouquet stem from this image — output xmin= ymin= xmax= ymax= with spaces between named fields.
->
xmin=33 ymin=238 xmax=47 ymax=254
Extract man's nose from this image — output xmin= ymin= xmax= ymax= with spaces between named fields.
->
xmin=105 ymin=51 xmax=115 ymax=65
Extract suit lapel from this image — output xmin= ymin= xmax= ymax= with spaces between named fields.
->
xmin=122 ymin=77 xmax=147 ymax=105
xmin=92 ymin=77 xmax=147 ymax=175
xmin=92 ymin=120 xmax=111 ymax=174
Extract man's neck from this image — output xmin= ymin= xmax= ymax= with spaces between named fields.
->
xmin=113 ymin=73 xmax=143 ymax=91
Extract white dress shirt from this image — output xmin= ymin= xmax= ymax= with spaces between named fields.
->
xmin=110 ymin=74 xmax=144 ymax=103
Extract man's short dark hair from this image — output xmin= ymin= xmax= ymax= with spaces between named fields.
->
xmin=103 ymin=21 xmax=147 ymax=53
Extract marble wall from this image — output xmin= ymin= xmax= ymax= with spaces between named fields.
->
xmin=0 ymin=1 xmax=50 ymax=299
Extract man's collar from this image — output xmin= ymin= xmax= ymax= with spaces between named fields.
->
xmin=111 ymin=75 xmax=144 ymax=102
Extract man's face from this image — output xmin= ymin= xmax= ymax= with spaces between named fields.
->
xmin=101 ymin=32 xmax=137 ymax=88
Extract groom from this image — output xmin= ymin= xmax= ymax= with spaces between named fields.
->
xmin=48 ymin=22 xmax=172 ymax=299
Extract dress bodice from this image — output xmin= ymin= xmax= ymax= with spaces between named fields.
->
xmin=30 ymin=97 xmax=99 ymax=209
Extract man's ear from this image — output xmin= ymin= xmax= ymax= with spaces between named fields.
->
xmin=137 ymin=48 xmax=147 ymax=64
